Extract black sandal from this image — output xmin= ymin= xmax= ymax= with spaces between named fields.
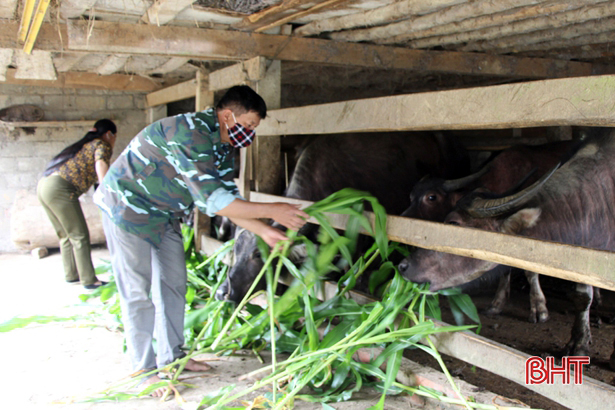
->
xmin=83 ymin=281 xmax=108 ymax=290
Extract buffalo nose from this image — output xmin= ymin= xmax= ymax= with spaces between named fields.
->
xmin=214 ymin=287 xmax=228 ymax=301
xmin=398 ymin=260 xmax=409 ymax=273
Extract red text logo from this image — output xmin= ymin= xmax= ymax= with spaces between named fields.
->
xmin=525 ymin=356 xmax=590 ymax=385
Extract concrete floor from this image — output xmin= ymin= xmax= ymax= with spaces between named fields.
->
xmin=0 ymin=248 xmax=403 ymax=409
xmin=0 ymin=247 xmax=520 ymax=410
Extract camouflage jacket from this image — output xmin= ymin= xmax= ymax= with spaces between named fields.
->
xmin=94 ymin=109 xmax=241 ymax=246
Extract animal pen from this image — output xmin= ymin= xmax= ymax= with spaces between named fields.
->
xmin=4 ymin=0 xmax=615 ymax=408
xmin=174 ymin=60 xmax=615 ymax=410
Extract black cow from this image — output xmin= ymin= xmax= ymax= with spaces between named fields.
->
xmin=398 ymin=127 xmax=615 ymax=367
xmin=216 ymin=132 xmax=471 ymax=303
xmin=401 ymin=141 xmax=576 ymax=323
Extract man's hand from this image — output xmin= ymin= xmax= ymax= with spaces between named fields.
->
xmin=271 ymin=203 xmax=309 ymax=231
xmin=260 ymin=225 xmax=291 ymax=248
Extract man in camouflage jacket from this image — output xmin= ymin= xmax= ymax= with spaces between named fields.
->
xmin=95 ymin=85 xmax=307 ymax=396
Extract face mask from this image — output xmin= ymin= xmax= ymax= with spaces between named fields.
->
xmin=226 ymin=112 xmax=256 ymax=148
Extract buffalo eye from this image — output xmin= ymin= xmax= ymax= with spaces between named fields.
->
xmin=427 ymin=194 xmax=437 ymax=201
xmin=253 ymin=250 xmax=261 ymax=259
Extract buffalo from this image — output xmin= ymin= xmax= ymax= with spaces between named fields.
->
xmin=216 ymin=132 xmax=471 ymax=303
xmin=398 ymin=127 xmax=615 ymax=367
xmin=401 ymin=140 xmax=576 ymax=323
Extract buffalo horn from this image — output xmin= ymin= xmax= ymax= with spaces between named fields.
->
xmin=441 ymin=164 xmax=491 ymax=192
xmin=462 ymin=162 xmax=560 ymax=218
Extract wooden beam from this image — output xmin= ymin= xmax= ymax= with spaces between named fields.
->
xmin=59 ymin=0 xmax=97 ymax=19
xmin=490 ymin=27 xmax=615 ymax=56
xmin=209 ymin=56 xmax=268 ymax=92
xmin=329 ymin=0 xmax=546 ymax=42
xmin=95 ymin=55 xmax=129 ymax=76
xmin=196 ymin=70 xmax=213 ymax=110
xmin=1 ymin=21 xmax=67 ymax=50
xmin=145 ymin=78 xmax=197 ymax=107
xmin=253 ymin=0 xmax=353 ymax=34
xmin=299 ymin=279 xmax=615 ymax=410
xmin=197 ymin=235 xmax=232 ymax=265
xmin=232 ymin=0 xmax=330 ymax=31
xmin=294 ymin=0 xmax=464 ymax=37
xmin=249 ymin=192 xmax=615 ymax=292
xmin=0 ymin=68 xmax=160 ymax=92
xmin=0 ymin=120 xmax=94 ymax=129
xmin=63 ymin=20 xmax=596 ymax=79
xmin=0 ymin=0 xmax=19 ymax=20
xmin=383 ymin=0 xmax=589 ymax=46
xmin=14 ymin=50 xmax=56 ymax=80
xmin=0 ymin=49 xmax=13 ymax=81
xmin=463 ymin=4 xmax=615 ymax=53
xmin=146 ymin=57 xmax=190 ymax=75
xmin=251 ymin=59 xmax=282 ymax=195
xmin=142 ymin=0 xmax=196 ymax=26
xmin=257 ymin=75 xmax=615 ymax=136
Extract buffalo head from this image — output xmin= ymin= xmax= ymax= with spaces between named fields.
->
xmin=398 ymin=163 xmax=558 ymax=290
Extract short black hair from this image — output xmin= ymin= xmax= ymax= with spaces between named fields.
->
xmin=216 ymin=85 xmax=267 ymax=119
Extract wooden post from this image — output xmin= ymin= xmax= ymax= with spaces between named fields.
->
xmin=194 ymin=70 xmax=215 ymax=254
xmin=251 ymin=59 xmax=282 ymax=195
xmin=146 ymin=105 xmax=166 ymax=124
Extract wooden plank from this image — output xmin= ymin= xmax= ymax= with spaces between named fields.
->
xmin=253 ymin=0 xmax=353 ymax=34
xmin=463 ymin=3 xmax=615 ymax=53
xmin=0 ymin=68 xmax=160 ymax=92
xmin=59 ymin=0 xmax=97 ymax=19
xmin=256 ymin=75 xmax=615 ymax=136
xmin=493 ymin=27 xmax=615 ymax=56
xmin=0 ymin=49 xmax=13 ymax=81
xmin=142 ymin=0 xmax=196 ymax=26
xmin=197 ymin=235 xmax=232 ymax=265
xmin=385 ymin=0 xmax=589 ymax=46
xmin=330 ymin=0 xmax=546 ymax=42
xmin=196 ymin=70 xmax=213 ymax=110
xmin=252 ymin=59 xmax=282 ymax=194
xmin=194 ymin=70 xmax=214 ymax=253
xmin=208 ymin=57 xmax=268 ymax=92
xmin=14 ymin=50 xmax=56 ymax=80
xmin=146 ymin=57 xmax=190 ymax=75
xmin=145 ymin=78 xmax=197 ymax=107
xmin=426 ymin=319 xmax=615 ymax=410
xmin=1 ymin=21 xmax=67 ymax=50
xmin=294 ymin=0 xmax=464 ymax=37
xmin=232 ymin=0 xmax=331 ymax=31
xmin=0 ymin=0 xmax=19 ymax=20
xmin=298 ymin=279 xmax=615 ymax=410
xmin=249 ymin=192 xmax=615 ymax=292
xmin=95 ymin=55 xmax=129 ymax=75
xmin=0 ymin=120 xmax=98 ymax=129
xmin=63 ymin=20 xmax=596 ymax=79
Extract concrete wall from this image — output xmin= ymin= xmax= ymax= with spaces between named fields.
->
xmin=0 ymin=84 xmax=148 ymax=253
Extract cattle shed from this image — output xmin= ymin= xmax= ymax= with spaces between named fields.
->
xmin=2 ymin=1 xmax=615 ymax=409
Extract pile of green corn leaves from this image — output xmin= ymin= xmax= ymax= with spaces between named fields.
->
xmin=2 ymin=188 xmax=497 ymax=409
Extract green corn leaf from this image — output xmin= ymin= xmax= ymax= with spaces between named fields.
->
xmin=447 ymin=293 xmax=481 ymax=325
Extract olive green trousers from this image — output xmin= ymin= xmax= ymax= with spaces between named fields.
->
xmin=37 ymin=175 xmax=97 ymax=285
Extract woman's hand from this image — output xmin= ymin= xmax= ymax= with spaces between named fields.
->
xmin=271 ymin=203 xmax=309 ymax=231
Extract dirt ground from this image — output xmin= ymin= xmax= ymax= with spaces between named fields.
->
xmin=2 ymin=247 xmax=614 ymax=409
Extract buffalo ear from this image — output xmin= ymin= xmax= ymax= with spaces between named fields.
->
xmin=500 ymin=208 xmax=541 ymax=235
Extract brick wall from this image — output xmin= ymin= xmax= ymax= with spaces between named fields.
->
xmin=0 ymin=84 xmax=148 ymax=252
